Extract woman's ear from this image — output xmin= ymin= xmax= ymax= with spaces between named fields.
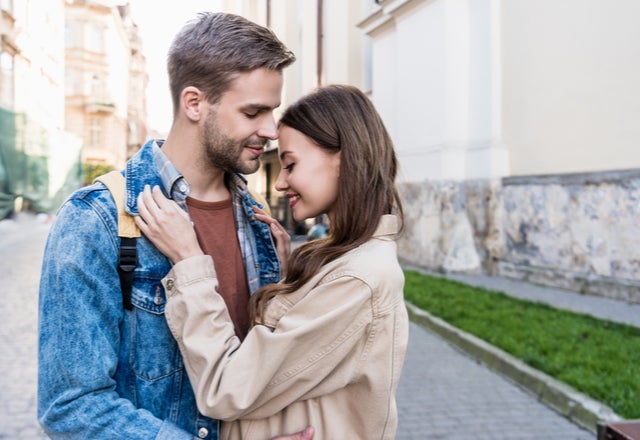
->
xmin=181 ymin=86 xmax=202 ymax=122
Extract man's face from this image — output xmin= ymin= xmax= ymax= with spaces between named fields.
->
xmin=200 ymin=68 xmax=283 ymax=175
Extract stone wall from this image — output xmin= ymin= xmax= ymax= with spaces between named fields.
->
xmin=397 ymin=169 xmax=640 ymax=303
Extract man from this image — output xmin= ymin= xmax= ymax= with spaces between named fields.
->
xmin=38 ymin=12 xmax=309 ymax=440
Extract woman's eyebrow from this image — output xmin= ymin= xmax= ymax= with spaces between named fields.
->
xmin=279 ymin=150 xmax=292 ymax=161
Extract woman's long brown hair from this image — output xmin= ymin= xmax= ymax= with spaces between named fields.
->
xmin=249 ymin=84 xmax=403 ymax=324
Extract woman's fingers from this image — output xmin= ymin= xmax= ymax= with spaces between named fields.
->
xmin=253 ymin=206 xmax=291 ymax=278
xmin=134 ymin=185 xmax=155 ymax=230
xmin=134 ymin=185 xmax=204 ymax=263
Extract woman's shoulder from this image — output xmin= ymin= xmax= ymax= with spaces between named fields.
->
xmin=326 ymin=237 xmax=403 ymax=291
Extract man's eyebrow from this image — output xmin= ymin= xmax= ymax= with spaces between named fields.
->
xmin=241 ymin=103 xmax=279 ymax=111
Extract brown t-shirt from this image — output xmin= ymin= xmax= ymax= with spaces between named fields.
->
xmin=186 ymin=196 xmax=250 ymax=340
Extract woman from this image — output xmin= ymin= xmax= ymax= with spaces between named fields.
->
xmin=136 ymin=84 xmax=408 ymax=439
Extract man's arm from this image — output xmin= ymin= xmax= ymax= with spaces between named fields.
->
xmin=37 ymin=197 xmax=192 ymax=440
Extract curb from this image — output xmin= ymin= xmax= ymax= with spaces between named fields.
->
xmin=405 ymin=301 xmax=621 ymax=434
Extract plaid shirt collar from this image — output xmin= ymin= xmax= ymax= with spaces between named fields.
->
xmin=151 ymin=140 xmax=249 ymax=205
xmin=150 ymin=142 xmax=262 ymax=290
xmin=151 ymin=140 xmax=190 ymax=210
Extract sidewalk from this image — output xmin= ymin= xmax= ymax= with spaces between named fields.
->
xmin=397 ymin=265 xmax=638 ymax=438
xmin=395 ymin=321 xmax=595 ymax=439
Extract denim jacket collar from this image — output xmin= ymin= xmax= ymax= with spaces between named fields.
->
xmin=124 ymin=139 xmax=280 ymax=292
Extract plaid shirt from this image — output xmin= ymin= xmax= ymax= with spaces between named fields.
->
xmin=151 ymin=140 xmax=268 ymax=294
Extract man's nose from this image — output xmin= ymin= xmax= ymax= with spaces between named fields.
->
xmin=257 ymin=114 xmax=278 ymax=140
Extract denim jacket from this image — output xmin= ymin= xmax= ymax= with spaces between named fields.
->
xmin=38 ymin=140 xmax=280 ymax=440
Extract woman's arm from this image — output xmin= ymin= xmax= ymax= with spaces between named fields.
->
xmin=163 ymin=255 xmax=372 ymax=421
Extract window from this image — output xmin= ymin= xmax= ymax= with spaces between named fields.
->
xmin=65 ymin=69 xmax=80 ymax=96
xmin=65 ymin=22 xmax=75 ymax=48
xmin=89 ymin=118 xmax=102 ymax=148
xmin=128 ymin=120 xmax=138 ymax=144
xmin=91 ymin=74 xmax=102 ymax=100
xmin=87 ymin=23 xmax=104 ymax=53
xmin=0 ymin=51 xmax=14 ymax=108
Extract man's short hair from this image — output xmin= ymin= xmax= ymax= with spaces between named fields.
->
xmin=167 ymin=12 xmax=295 ymax=113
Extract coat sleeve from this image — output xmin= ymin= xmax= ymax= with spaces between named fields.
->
xmin=164 ymin=255 xmax=373 ymax=421
xmin=37 ymin=196 xmax=192 ymax=440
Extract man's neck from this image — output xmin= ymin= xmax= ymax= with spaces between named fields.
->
xmin=161 ymin=133 xmax=230 ymax=203
xmin=187 ymin=172 xmax=230 ymax=202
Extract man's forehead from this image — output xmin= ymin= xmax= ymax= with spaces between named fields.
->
xmin=222 ymin=68 xmax=283 ymax=104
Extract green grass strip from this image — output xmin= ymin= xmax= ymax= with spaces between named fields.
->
xmin=403 ymin=269 xmax=640 ymax=419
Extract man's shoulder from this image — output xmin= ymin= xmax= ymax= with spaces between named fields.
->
xmin=56 ymin=181 xmax=119 ymax=226
xmin=67 ymin=180 xmax=115 ymax=206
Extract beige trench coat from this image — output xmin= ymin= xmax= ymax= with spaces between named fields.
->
xmin=164 ymin=215 xmax=409 ymax=440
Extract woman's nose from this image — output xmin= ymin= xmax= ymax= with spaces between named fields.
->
xmin=274 ymin=170 xmax=288 ymax=191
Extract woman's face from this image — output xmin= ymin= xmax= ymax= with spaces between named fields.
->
xmin=275 ymin=125 xmax=340 ymax=222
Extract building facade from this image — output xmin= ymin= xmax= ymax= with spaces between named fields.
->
xmin=359 ymin=0 xmax=640 ymax=301
xmin=0 ymin=0 xmax=83 ymax=217
xmin=0 ymin=0 xmax=147 ymax=217
xmin=64 ymin=0 xmax=147 ymax=169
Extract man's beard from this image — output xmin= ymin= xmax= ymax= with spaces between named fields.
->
xmin=201 ymin=111 xmax=266 ymax=175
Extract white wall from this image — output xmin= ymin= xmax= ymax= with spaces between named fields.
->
xmin=502 ymin=0 xmax=640 ymax=176
xmin=361 ymin=0 xmax=508 ymax=183
xmin=362 ymin=0 xmax=640 ymax=181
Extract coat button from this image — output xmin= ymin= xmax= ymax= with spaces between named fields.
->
xmin=198 ymin=427 xmax=209 ymax=438
xmin=165 ymin=279 xmax=174 ymax=290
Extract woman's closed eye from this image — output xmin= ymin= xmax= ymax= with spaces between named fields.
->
xmin=283 ymin=163 xmax=295 ymax=172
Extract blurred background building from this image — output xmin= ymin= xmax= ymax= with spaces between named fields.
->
xmin=0 ymin=0 xmax=79 ymax=216
xmin=64 ymin=0 xmax=147 ymax=167
xmin=1 ymin=0 xmax=638 ymax=302
xmin=0 ymin=0 xmax=146 ymax=218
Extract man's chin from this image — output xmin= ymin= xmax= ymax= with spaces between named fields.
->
xmin=238 ymin=159 xmax=261 ymax=175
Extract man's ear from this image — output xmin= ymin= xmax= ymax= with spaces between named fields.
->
xmin=181 ymin=86 xmax=202 ymax=122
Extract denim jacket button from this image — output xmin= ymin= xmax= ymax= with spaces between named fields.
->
xmin=154 ymin=295 xmax=164 ymax=305
xmin=166 ymin=279 xmax=175 ymax=290
xmin=197 ymin=427 xmax=209 ymax=438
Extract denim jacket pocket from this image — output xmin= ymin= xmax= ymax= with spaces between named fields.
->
xmin=129 ymin=275 xmax=183 ymax=381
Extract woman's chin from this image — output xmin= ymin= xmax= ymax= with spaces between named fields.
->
xmin=292 ymin=214 xmax=308 ymax=222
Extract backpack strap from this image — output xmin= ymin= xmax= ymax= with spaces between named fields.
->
xmin=94 ymin=171 xmax=140 ymax=310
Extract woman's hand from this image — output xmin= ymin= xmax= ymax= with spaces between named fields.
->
xmin=135 ymin=185 xmax=204 ymax=264
xmin=253 ymin=205 xmax=290 ymax=279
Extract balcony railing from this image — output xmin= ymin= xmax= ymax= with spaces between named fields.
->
xmin=84 ymin=100 xmax=115 ymax=114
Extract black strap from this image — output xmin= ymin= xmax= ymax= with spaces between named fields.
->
xmin=117 ymin=237 xmax=137 ymax=311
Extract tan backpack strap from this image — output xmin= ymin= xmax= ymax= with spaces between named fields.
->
xmin=94 ymin=171 xmax=141 ymax=238
xmin=248 ymin=187 xmax=271 ymax=216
